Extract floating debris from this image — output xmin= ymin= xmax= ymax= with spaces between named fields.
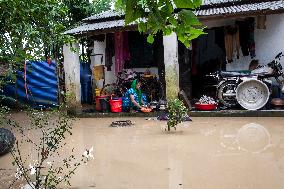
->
xmin=110 ymin=120 xmax=133 ymax=127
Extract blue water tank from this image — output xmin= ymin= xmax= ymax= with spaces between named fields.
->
xmin=80 ymin=62 xmax=93 ymax=104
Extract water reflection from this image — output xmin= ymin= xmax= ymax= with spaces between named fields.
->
xmin=237 ymin=123 xmax=271 ymax=153
xmin=220 ymin=123 xmax=271 ymax=153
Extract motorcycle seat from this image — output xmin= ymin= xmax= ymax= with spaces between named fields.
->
xmin=219 ymin=71 xmax=251 ymax=77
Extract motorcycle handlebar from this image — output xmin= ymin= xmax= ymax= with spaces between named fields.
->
xmin=276 ymin=52 xmax=283 ymax=59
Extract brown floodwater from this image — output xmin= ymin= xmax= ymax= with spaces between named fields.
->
xmin=1 ymin=114 xmax=284 ymax=189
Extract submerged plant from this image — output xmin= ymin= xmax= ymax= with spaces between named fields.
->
xmin=167 ymin=98 xmax=188 ymax=131
xmin=2 ymin=105 xmax=94 ymax=189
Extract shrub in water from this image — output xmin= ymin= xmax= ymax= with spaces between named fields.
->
xmin=167 ymin=99 xmax=188 ymax=131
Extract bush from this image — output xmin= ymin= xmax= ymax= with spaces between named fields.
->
xmin=167 ymin=98 xmax=188 ymax=131
xmin=1 ymin=105 xmax=94 ymax=189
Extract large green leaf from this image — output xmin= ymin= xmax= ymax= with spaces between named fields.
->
xmin=147 ymin=35 xmax=154 ymax=44
xmin=173 ymin=0 xmax=199 ymax=8
xmin=125 ymin=0 xmax=144 ymax=24
xmin=121 ymin=0 xmax=204 ymax=47
xmin=179 ymin=9 xmax=201 ymax=26
xmin=173 ymin=0 xmax=193 ymax=8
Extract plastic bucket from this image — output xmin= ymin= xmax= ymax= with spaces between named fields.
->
xmin=109 ymin=96 xmax=122 ymax=113
xmin=95 ymin=95 xmax=109 ymax=111
xmin=95 ymin=88 xmax=102 ymax=96
xmin=100 ymin=98 xmax=110 ymax=112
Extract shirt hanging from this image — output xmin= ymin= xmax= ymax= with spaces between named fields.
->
xmin=224 ymin=25 xmax=240 ymax=63
xmin=114 ymin=32 xmax=131 ymax=75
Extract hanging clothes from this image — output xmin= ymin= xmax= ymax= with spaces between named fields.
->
xmin=105 ymin=33 xmax=115 ymax=71
xmin=123 ymin=32 xmax=130 ymax=61
xmin=236 ymin=18 xmax=256 ymax=58
xmin=224 ymin=25 xmax=240 ymax=63
xmin=248 ymin=18 xmax=256 ymax=58
xmin=114 ymin=32 xmax=131 ymax=75
xmin=236 ymin=20 xmax=249 ymax=56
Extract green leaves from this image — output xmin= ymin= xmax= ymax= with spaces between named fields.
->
xmin=0 ymin=0 xmax=107 ymax=75
xmin=1 ymin=0 xmax=70 ymax=65
xmin=92 ymin=0 xmax=113 ymax=14
xmin=125 ymin=0 xmax=144 ymax=24
xmin=147 ymin=35 xmax=155 ymax=44
xmin=167 ymin=98 xmax=188 ymax=131
xmin=173 ymin=0 xmax=194 ymax=8
xmin=121 ymin=0 xmax=206 ymax=48
xmin=173 ymin=0 xmax=202 ymax=9
xmin=179 ymin=9 xmax=201 ymax=26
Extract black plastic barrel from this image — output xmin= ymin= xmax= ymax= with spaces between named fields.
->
xmin=99 ymin=98 xmax=110 ymax=112
xmin=80 ymin=63 xmax=93 ymax=104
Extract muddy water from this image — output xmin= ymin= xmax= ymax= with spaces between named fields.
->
xmin=1 ymin=115 xmax=284 ymax=189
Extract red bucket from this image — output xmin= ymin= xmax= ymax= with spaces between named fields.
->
xmin=95 ymin=95 xmax=109 ymax=111
xmin=194 ymin=102 xmax=217 ymax=111
xmin=109 ymin=96 xmax=122 ymax=113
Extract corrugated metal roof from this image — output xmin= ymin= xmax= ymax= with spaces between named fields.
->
xmin=65 ymin=0 xmax=284 ymax=35
xmin=196 ymin=0 xmax=284 ymax=16
xmin=202 ymin=0 xmax=241 ymax=6
xmin=64 ymin=20 xmax=132 ymax=35
xmin=83 ymin=10 xmax=124 ymax=21
xmin=82 ymin=0 xmax=244 ymax=21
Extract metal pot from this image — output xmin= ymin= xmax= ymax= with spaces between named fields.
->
xmin=236 ymin=79 xmax=270 ymax=110
xmin=159 ymin=100 xmax=167 ymax=110
xmin=149 ymin=101 xmax=158 ymax=109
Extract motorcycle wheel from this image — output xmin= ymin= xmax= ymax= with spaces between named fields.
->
xmin=218 ymin=81 xmax=238 ymax=108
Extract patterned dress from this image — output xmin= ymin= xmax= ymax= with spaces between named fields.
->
xmin=122 ymin=88 xmax=148 ymax=111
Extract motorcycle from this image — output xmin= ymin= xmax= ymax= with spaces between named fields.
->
xmin=206 ymin=52 xmax=284 ymax=110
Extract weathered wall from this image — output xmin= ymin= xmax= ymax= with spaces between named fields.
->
xmin=63 ymin=43 xmax=81 ymax=109
xmin=254 ymin=14 xmax=284 ymax=67
xmin=228 ymin=13 xmax=284 ymax=70
xmin=204 ymin=13 xmax=284 ymax=71
xmin=163 ymin=33 xmax=179 ymax=100
xmin=91 ymin=38 xmax=116 ymax=89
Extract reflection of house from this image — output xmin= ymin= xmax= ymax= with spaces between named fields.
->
xmin=63 ymin=0 xmax=284 ymax=109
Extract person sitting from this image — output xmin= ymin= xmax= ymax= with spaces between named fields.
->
xmin=122 ymin=79 xmax=148 ymax=112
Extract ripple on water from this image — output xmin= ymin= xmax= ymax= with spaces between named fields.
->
xmin=236 ymin=123 xmax=271 ymax=153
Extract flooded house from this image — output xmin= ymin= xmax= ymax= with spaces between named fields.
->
xmin=63 ymin=0 xmax=284 ymax=113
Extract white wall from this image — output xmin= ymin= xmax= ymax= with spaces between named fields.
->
xmin=91 ymin=38 xmax=116 ymax=89
xmin=204 ymin=14 xmax=284 ymax=71
xmin=63 ymin=43 xmax=81 ymax=106
xmin=255 ymin=14 xmax=284 ymax=66
xmin=163 ymin=33 xmax=180 ymax=99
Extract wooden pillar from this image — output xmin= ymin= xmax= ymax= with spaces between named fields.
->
xmin=63 ymin=43 xmax=81 ymax=111
xmin=163 ymin=33 xmax=179 ymax=100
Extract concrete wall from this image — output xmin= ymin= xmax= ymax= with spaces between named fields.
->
xmin=90 ymin=38 xmax=116 ymax=89
xmin=163 ymin=33 xmax=179 ymax=99
xmin=63 ymin=43 xmax=81 ymax=108
xmin=254 ymin=14 xmax=284 ymax=67
xmin=204 ymin=13 xmax=284 ymax=71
